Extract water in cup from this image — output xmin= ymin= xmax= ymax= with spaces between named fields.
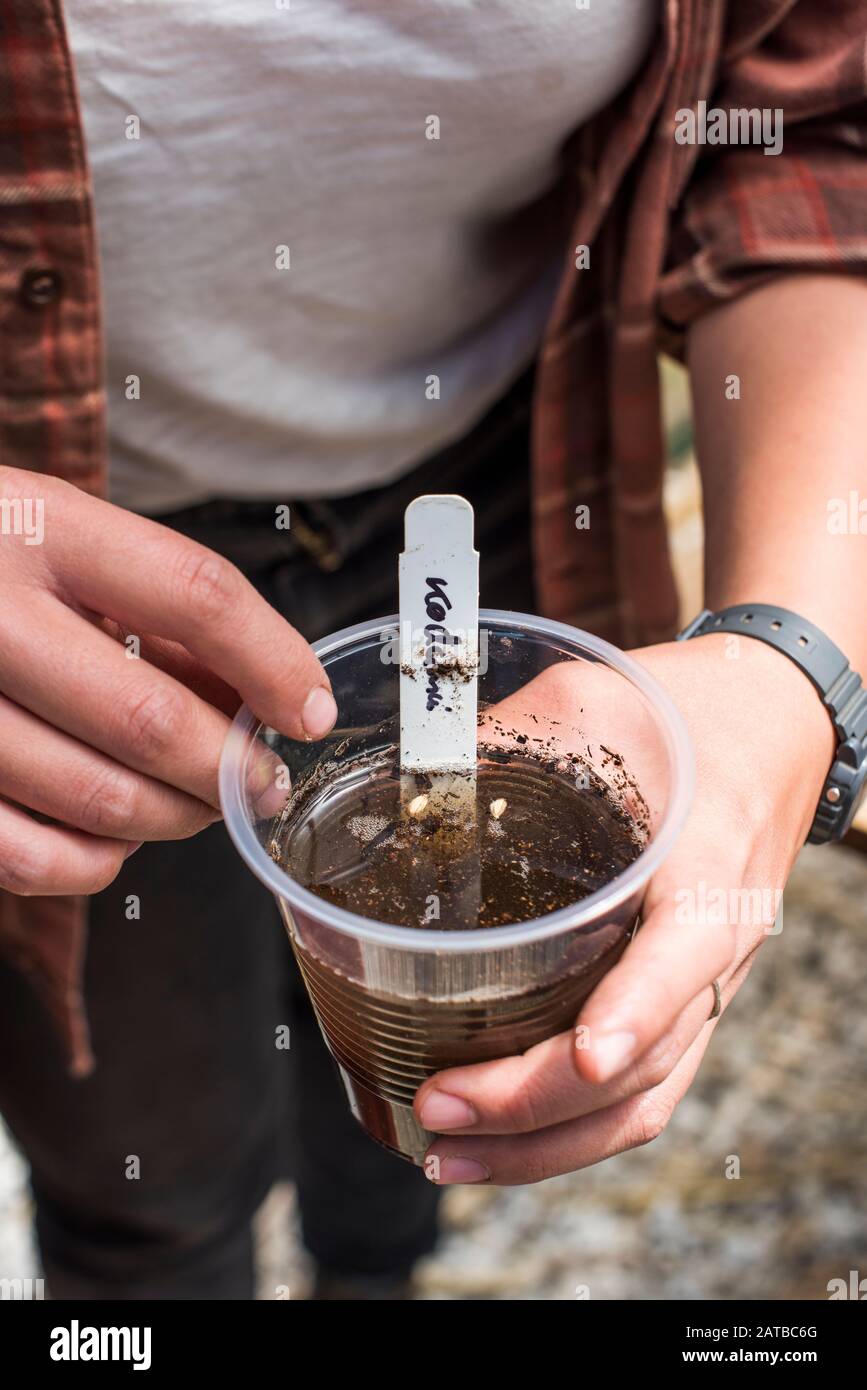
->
xmin=278 ymin=747 xmax=645 ymax=930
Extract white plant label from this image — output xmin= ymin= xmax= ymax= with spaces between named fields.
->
xmin=398 ymin=495 xmax=480 ymax=784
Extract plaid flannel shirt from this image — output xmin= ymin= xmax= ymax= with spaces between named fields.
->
xmin=1 ymin=0 xmax=866 ymax=1075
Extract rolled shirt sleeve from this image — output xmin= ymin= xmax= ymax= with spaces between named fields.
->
xmin=658 ymin=0 xmax=867 ymax=350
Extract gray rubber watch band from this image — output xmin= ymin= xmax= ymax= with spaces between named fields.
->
xmin=677 ymin=603 xmax=867 ymax=844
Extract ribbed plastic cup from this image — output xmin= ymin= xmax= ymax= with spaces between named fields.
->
xmin=220 ymin=611 xmax=693 ymax=1164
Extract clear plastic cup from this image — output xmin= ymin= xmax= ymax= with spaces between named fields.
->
xmin=219 ymin=610 xmax=693 ymax=1163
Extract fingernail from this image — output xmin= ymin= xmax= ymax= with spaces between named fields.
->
xmin=592 ymin=1030 xmax=637 ymax=1083
xmin=420 ymin=1091 xmax=478 ymax=1131
xmin=247 ymin=756 xmax=287 ymax=817
xmin=249 ymin=754 xmax=288 ymax=817
xmin=301 ymin=686 xmax=337 ymax=740
xmin=124 ymin=841 xmax=144 ymax=860
xmin=436 ymin=1157 xmax=490 ymax=1185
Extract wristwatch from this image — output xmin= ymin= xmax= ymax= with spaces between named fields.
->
xmin=677 ymin=603 xmax=867 ymax=844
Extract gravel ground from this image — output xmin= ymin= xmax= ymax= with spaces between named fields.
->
xmin=3 ymin=843 xmax=866 ymax=1300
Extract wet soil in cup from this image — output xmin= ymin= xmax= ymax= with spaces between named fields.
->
xmin=278 ymin=749 xmax=644 ymax=930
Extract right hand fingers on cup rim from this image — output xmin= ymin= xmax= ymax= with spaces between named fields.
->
xmin=0 ymin=798 xmax=134 ymax=897
xmin=98 ymin=621 xmax=242 ymax=719
xmin=0 ymin=692 xmax=220 ymax=842
xmin=36 ymin=480 xmax=336 ymax=740
xmin=0 ymin=590 xmax=236 ymax=809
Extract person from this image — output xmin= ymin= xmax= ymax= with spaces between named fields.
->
xmin=0 ymin=0 xmax=865 ymax=1299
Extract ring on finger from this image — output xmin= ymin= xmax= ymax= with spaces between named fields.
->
xmin=708 ymin=978 xmax=722 ymax=1021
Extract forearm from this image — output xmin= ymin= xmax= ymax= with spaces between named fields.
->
xmin=687 ymin=273 xmax=867 ymax=676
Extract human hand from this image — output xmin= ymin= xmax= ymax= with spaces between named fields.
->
xmin=416 ymin=634 xmax=834 ymax=1184
xmin=0 ymin=467 xmax=336 ymax=895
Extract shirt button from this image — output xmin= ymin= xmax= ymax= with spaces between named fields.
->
xmin=20 ymin=267 xmax=64 ymax=307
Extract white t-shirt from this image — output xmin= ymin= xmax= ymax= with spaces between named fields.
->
xmin=64 ymin=1 xmax=658 ymax=514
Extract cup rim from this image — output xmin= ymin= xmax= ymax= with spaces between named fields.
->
xmin=219 ymin=609 xmax=694 ymax=953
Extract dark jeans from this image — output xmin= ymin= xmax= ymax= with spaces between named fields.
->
xmin=0 ymin=371 xmax=536 ymax=1299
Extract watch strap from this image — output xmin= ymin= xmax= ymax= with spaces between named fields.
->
xmin=677 ymin=604 xmax=867 ymax=844
xmin=677 ymin=604 xmax=867 ymax=744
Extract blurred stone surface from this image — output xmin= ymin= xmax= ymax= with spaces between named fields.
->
xmin=0 ymin=1121 xmax=38 ymax=1287
xmin=3 ymin=844 xmax=866 ymax=1300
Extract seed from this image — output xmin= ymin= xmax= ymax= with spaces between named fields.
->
xmin=407 ymin=794 xmax=429 ymax=817
xmin=489 ymin=798 xmax=507 ymax=820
